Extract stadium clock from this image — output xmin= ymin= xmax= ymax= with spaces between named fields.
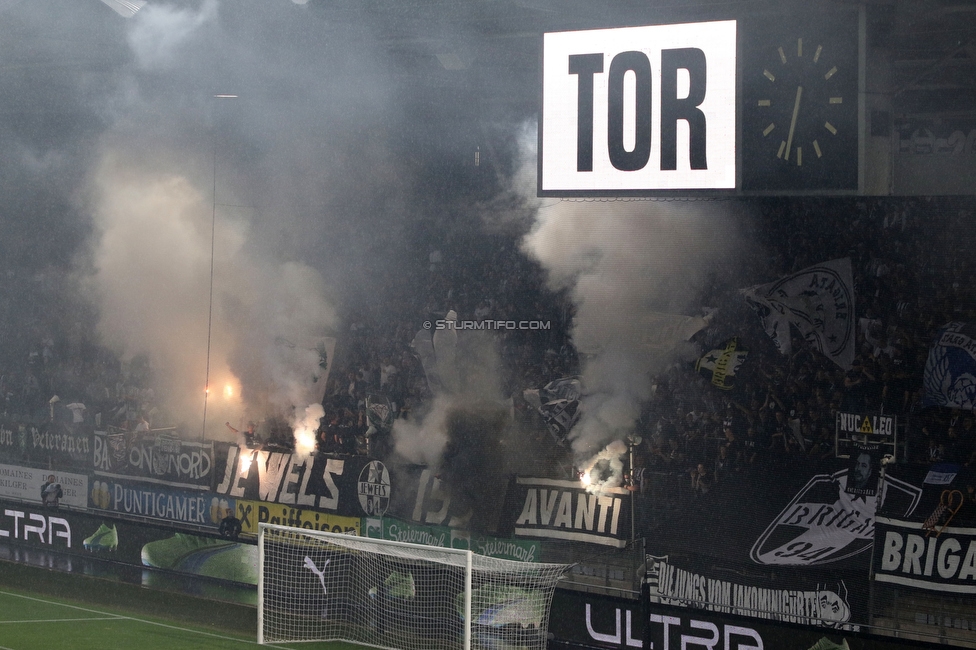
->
xmin=740 ymin=17 xmax=859 ymax=193
xmin=755 ymin=38 xmax=845 ymax=167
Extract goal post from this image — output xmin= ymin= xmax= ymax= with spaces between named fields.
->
xmin=257 ymin=522 xmax=572 ymax=649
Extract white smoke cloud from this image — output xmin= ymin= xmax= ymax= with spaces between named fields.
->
xmin=128 ymin=0 xmax=218 ymax=70
xmin=88 ymin=144 xmax=336 ymax=440
xmin=516 ymin=127 xmax=742 ymax=475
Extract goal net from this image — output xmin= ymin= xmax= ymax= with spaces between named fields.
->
xmin=258 ymin=523 xmax=572 ymax=649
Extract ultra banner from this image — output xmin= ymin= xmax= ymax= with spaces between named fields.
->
xmin=214 ymin=444 xmax=390 ymax=518
xmin=873 ymin=516 xmax=976 ymax=594
xmin=547 ymin=590 xmax=942 ymax=650
xmin=93 ymin=430 xmax=214 ymax=490
xmin=0 ymin=418 xmax=92 ymax=470
xmin=507 ymin=477 xmax=631 ymax=547
xmin=0 ymin=498 xmax=258 ymax=586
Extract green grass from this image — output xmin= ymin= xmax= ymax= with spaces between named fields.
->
xmin=0 ymin=561 xmax=363 ymax=650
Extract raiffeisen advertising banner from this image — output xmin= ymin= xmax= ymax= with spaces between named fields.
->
xmin=540 ymin=20 xmax=737 ymax=194
xmin=235 ymin=499 xmax=360 ymax=537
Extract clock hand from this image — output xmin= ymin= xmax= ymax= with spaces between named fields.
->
xmin=785 ymin=85 xmax=802 ymax=162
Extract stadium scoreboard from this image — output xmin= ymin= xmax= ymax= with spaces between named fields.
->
xmin=539 ymin=10 xmax=860 ymax=196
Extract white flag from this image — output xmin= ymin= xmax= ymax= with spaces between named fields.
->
xmin=742 ymin=258 xmax=855 ymax=370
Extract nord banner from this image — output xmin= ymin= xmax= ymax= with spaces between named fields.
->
xmin=507 ymin=477 xmax=631 ymax=547
xmin=93 ymin=431 xmax=214 ymax=490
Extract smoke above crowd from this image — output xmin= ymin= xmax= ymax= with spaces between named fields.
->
xmin=4 ymin=1 xmax=748 ymax=484
xmin=515 ymin=130 xmax=745 ymax=484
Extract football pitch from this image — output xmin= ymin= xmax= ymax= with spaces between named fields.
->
xmin=0 ymin=589 xmax=364 ymax=650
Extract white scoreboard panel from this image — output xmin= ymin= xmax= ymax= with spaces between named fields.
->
xmin=539 ymin=21 xmax=737 ymax=194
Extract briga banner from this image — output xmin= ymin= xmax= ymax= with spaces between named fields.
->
xmin=507 ymin=477 xmax=631 ymax=547
xmin=874 ymin=517 xmax=976 ymax=594
xmin=93 ymin=431 xmax=213 ymax=490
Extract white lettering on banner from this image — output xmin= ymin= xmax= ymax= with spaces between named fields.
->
xmin=647 ymin=556 xmax=854 ymax=629
xmin=109 ymin=484 xmax=208 ymax=524
xmin=836 ymin=412 xmax=895 ymax=437
xmin=648 ymin=614 xmax=763 ymax=650
xmin=216 ymin=446 xmax=344 ymax=511
xmin=750 ymin=471 xmax=922 ymax=566
xmin=513 ymin=479 xmax=628 ymax=547
xmin=585 ymin=604 xmax=641 ymax=647
xmin=29 ymin=429 xmax=90 ymax=454
xmin=516 ymin=488 xmax=620 ymax=534
xmin=540 ymin=21 xmax=736 ymax=193
xmin=0 ymin=509 xmax=71 ymax=547
xmin=411 ymin=468 xmax=471 ymax=528
xmin=878 ymin=524 xmax=976 ymax=589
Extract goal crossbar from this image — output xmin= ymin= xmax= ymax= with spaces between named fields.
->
xmin=258 ymin=522 xmax=571 ymax=650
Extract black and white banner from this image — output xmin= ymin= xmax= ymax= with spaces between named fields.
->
xmin=646 ymin=554 xmax=858 ymax=629
xmin=0 ymin=419 xmax=92 ymax=470
xmin=845 ymin=443 xmax=882 ymax=498
xmin=93 ymin=431 xmax=214 ymax=490
xmin=742 ymin=258 xmax=855 ymax=370
xmin=508 ymin=477 xmax=630 ymax=547
xmin=214 ymin=444 xmax=389 ymax=518
xmin=874 ymin=517 xmax=976 ymax=594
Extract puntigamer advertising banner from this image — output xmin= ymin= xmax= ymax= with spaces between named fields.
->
xmin=93 ymin=430 xmax=213 ymax=490
xmin=88 ymin=478 xmax=230 ymax=529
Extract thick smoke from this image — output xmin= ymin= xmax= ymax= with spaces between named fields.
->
xmin=83 ymin=2 xmax=350 ymax=439
xmin=517 ymin=129 xmax=743 ymax=480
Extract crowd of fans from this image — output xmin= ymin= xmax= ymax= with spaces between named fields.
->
xmin=2 ymin=197 xmax=975 ymax=496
